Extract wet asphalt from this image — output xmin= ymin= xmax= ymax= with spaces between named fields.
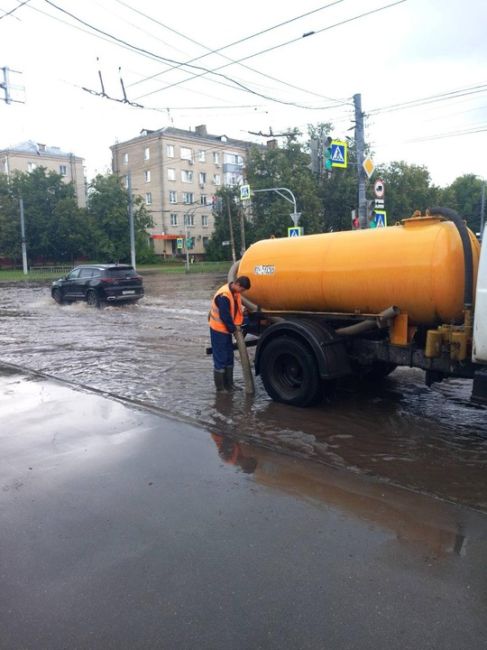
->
xmin=1 ymin=365 xmax=487 ymax=650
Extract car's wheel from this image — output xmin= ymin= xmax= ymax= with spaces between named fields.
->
xmin=86 ymin=289 xmax=101 ymax=308
xmin=259 ymin=336 xmax=322 ymax=407
xmin=52 ymin=288 xmax=64 ymax=305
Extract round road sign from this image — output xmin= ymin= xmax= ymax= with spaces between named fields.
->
xmin=374 ymin=178 xmax=385 ymax=199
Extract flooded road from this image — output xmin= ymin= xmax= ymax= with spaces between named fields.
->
xmin=1 ymin=272 xmax=486 ymax=511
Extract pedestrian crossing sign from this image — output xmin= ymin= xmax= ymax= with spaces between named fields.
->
xmin=330 ymin=140 xmax=348 ymax=168
xmin=374 ymin=210 xmax=387 ymax=228
xmin=288 ymin=226 xmax=304 ymax=237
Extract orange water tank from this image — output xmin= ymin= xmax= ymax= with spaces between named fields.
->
xmin=238 ymin=216 xmax=480 ymax=326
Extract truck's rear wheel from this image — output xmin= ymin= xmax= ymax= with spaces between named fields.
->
xmin=259 ymin=337 xmax=321 ymax=407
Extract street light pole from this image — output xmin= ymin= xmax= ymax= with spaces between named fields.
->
xmin=251 ymin=187 xmax=301 ymax=225
xmin=127 ymin=172 xmax=136 ymax=269
xmin=19 ymin=197 xmax=28 ymax=275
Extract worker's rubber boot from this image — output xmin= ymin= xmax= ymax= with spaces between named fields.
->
xmin=213 ymin=369 xmax=227 ymax=392
xmin=224 ymin=366 xmax=240 ymax=391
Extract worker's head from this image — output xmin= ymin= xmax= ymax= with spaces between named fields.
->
xmin=233 ymin=276 xmax=251 ymax=293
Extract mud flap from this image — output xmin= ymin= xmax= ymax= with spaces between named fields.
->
xmin=471 ymin=368 xmax=487 ymax=406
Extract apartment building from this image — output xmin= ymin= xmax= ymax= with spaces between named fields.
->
xmin=111 ymin=125 xmax=255 ymax=257
xmin=0 ymin=141 xmax=86 ymax=207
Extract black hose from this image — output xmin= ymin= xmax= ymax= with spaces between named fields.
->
xmin=428 ymin=206 xmax=474 ymax=310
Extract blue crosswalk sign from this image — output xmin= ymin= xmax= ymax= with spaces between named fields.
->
xmin=330 ymin=140 xmax=348 ymax=168
xmin=288 ymin=227 xmax=303 ymax=237
xmin=374 ymin=210 xmax=387 ymax=228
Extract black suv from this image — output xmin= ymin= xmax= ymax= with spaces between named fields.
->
xmin=51 ymin=264 xmax=144 ymax=307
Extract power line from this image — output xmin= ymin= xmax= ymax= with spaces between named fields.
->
xmin=135 ymin=0 xmax=408 ymax=102
xmin=368 ymin=82 xmax=487 ymax=115
xmin=41 ymin=0 xmax=348 ymax=111
xmin=118 ymin=0 xmax=347 ymax=104
xmin=0 ymin=0 xmax=32 ymax=20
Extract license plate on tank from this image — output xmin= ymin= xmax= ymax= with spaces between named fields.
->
xmin=122 ymin=290 xmax=135 ymax=295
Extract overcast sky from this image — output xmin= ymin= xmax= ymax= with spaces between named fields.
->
xmin=1 ymin=0 xmax=486 ymax=187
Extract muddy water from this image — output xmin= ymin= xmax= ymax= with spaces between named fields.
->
xmin=1 ymin=272 xmax=486 ymax=511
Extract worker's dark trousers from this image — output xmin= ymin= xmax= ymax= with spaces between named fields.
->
xmin=210 ymin=328 xmax=233 ymax=370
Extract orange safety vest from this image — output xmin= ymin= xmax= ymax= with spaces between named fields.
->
xmin=209 ymin=283 xmax=244 ymax=333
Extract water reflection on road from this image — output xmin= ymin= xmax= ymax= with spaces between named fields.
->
xmin=1 ymin=272 xmax=486 ymax=511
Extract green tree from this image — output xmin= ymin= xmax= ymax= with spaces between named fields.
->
xmin=374 ymin=161 xmax=439 ymax=224
xmin=87 ymin=174 xmax=153 ymax=262
xmin=246 ymin=131 xmax=321 ymax=240
xmin=437 ymin=174 xmax=484 ymax=233
xmin=205 ymin=187 xmax=246 ymax=261
xmin=5 ymin=167 xmax=88 ymax=263
xmin=0 ymin=174 xmax=21 ymax=261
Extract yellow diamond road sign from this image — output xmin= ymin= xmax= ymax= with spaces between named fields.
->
xmin=363 ymin=157 xmax=375 ymax=178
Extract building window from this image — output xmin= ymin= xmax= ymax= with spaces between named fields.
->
xmin=198 ymin=150 xmax=206 ymax=162
xmin=181 ymin=170 xmax=193 ymax=183
xmin=203 ymin=236 xmax=209 ymax=249
xmin=166 ymin=144 xmax=174 ymax=157
xmin=224 ymin=152 xmax=243 ymax=165
xmin=199 ymin=172 xmax=206 ymax=185
xmin=169 ymin=190 xmax=177 ymax=203
xmin=180 ymin=147 xmax=193 ymax=162
xmin=201 ymin=214 xmax=209 ymax=227
xmin=27 ymin=162 xmax=37 ymax=172
xmin=213 ymin=174 xmax=221 ymax=185
xmin=170 ymin=213 xmax=178 ymax=226
xmin=123 ymin=153 xmax=128 ymax=164
xmin=144 ymin=147 xmax=150 ymax=161
xmin=59 ymin=165 xmax=67 ymax=176
xmin=167 ymin=168 xmax=176 ymax=181
xmin=182 ymin=192 xmax=194 ymax=204
xmin=213 ymin=152 xmax=220 ymax=165
xmin=145 ymin=192 xmax=152 ymax=205
xmin=144 ymin=170 xmax=151 ymax=183
xmin=200 ymin=194 xmax=208 ymax=205
xmin=123 ymin=175 xmax=129 ymax=189
xmin=184 ymin=213 xmax=195 ymax=226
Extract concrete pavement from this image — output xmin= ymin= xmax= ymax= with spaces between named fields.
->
xmin=1 ymin=364 xmax=486 ymax=649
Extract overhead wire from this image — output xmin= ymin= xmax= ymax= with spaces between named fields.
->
xmin=116 ymin=0 xmax=347 ymax=104
xmin=368 ymin=82 xmax=487 ymax=115
xmin=134 ymin=0 xmax=408 ymax=102
xmin=41 ymin=0 xmax=349 ymax=110
xmin=0 ymin=0 xmax=31 ymax=20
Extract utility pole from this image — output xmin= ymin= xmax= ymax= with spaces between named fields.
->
xmin=19 ymin=197 xmax=28 ymax=275
xmin=354 ymin=93 xmax=367 ymax=229
xmin=226 ymin=194 xmax=237 ymax=263
xmin=127 ymin=172 xmax=136 ymax=269
xmin=239 ymin=205 xmax=246 ymax=256
xmin=0 ymin=66 xmax=25 ymax=104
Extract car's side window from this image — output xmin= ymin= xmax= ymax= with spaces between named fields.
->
xmin=67 ymin=269 xmax=81 ymax=279
xmin=79 ymin=268 xmax=94 ymax=278
xmin=92 ymin=269 xmax=102 ymax=278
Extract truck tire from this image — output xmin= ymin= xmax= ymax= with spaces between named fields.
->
xmin=259 ymin=336 xmax=322 ymax=407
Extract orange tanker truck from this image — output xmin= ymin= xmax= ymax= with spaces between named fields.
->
xmin=233 ymin=207 xmax=487 ymax=407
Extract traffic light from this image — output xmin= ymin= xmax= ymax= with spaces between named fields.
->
xmin=323 ymin=136 xmax=333 ymax=172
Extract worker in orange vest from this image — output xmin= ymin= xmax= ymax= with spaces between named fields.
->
xmin=208 ymin=276 xmax=251 ymax=391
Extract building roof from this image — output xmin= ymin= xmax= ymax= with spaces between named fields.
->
xmin=111 ymin=125 xmax=256 ymax=150
xmin=0 ymin=140 xmax=82 ymax=159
